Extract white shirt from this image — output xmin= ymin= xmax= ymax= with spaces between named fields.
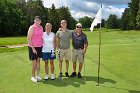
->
xmin=42 ymin=32 xmax=54 ymax=53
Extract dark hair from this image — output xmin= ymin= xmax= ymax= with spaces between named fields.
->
xmin=34 ymin=16 xmax=41 ymax=20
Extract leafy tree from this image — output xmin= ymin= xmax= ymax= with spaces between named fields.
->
xmin=79 ymin=16 xmax=92 ymax=28
xmin=128 ymin=0 xmax=140 ymax=30
xmin=58 ymin=6 xmax=77 ymax=30
xmin=121 ymin=8 xmax=134 ymax=30
xmin=96 ymin=19 xmax=105 ymax=28
xmin=101 ymin=19 xmax=105 ymax=28
xmin=136 ymin=2 xmax=140 ymax=30
xmin=0 ymin=0 xmax=23 ymax=36
xmin=26 ymin=0 xmax=44 ymax=26
xmin=15 ymin=0 xmax=27 ymax=35
xmin=106 ymin=14 xmax=120 ymax=29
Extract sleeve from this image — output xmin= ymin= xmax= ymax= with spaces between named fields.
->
xmin=72 ymin=32 xmax=73 ymax=38
xmin=83 ymin=34 xmax=88 ymax=44
xmin=70 ymin=30 xmax=72 ymax=38
xmin=56 ymin=31 xmax=59 ymax=38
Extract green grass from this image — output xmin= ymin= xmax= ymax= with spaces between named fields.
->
xmin=0 ymin=36 xmax=27 ymax=46
xmin=0 ymin=29 xmax=140 ymax=93
xmin=0 ymin=46 xmax=27 ymax=53
xmin=0 ymin=36 xmax=27 ymax=53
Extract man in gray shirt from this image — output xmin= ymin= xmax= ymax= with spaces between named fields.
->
xmin=56 ymin=20 xmax=72 ymax=77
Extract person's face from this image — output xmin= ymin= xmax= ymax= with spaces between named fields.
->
xmin=76 ymin=25 xmax=82 ymax=33
xmin=34 ymin=18 xmax=41 ymax=25
xmin=46 ymin=24 xmax=52 ymax=32
xmin=61 ymin=21 xmax=67 ymax=28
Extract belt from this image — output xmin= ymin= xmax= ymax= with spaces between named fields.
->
xmin=74 ymin=48 xmax=83 ymax=50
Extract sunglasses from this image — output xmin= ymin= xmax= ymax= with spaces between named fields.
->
xmin=76 ymin=26 xmax=82 ymax=28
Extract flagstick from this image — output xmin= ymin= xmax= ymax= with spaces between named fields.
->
xmin=96 ymin=22 xmax=101 ymax=87
xmin=96 ymin=4 xmax=102 ymax=87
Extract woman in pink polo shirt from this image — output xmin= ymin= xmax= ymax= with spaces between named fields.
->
xmin=27 ymin=16 xmax=43 ymax=83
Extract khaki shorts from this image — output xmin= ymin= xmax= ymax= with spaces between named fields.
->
xmin=59 ymin=48 xmax=71 ymax=61
xmin=72 ymin=49 xmax=84 ymax=63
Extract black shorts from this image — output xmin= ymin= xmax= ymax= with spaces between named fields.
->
xmin=28 ymin=47 xmax=42 ymax=60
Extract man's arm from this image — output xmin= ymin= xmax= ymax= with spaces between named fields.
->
xmin=83 ymin=34 xmax=88 ymax=54
xmin=55 ymin=31 xmax=59 ymax=50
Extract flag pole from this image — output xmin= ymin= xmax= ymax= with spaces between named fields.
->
xmin=96 ymin=0 xmax=102 ymax=87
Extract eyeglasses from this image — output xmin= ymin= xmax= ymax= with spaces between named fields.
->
xmin=76 ymin=26 xmax=82 ymax=28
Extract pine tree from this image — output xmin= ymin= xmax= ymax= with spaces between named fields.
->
xmin=48 ymin=4 xmax=60 ymax=33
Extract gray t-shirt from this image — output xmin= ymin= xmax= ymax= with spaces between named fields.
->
xmin=56 ymin=29 xmax=72 ymax=49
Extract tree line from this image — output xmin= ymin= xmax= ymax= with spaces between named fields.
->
xmin=0 ymin=0 xmax=140 ymax=37
xmin=121 ymin=0 xmax=140 ymax=30
xmin=79 ymin=0 xmax=140 ymax=30
xmin=106 ymin=0 xmax=140 ymax=30
xmin=0 ymin=0 xmax=77 ymax=37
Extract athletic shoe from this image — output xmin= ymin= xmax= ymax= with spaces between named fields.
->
xmin=36 ymin=75 xmax=42 ymax=81
xmin=65 ymin=72 xmax=69 ymax=77
xmin=58 ymin=72 xmax=63 ymax=77
xmin=44 ymin=75 xmax=49 ymax=80
xmin=78 ymin=72 xmax=82 ymax=78
xmin=70 ymin=72 xmax=76 ymax=77
xmin=51 ymin=74 xmax=55 ymax=80
xmin=31 ymin=77 xmax=37 ymax=83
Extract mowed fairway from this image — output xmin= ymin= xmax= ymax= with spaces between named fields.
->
xmin=0 ymin=29 xmax=140 ymax=93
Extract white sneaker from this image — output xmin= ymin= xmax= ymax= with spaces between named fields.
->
xmin=36 ymin=75 xmax=42 ymax=81
xmin=31 ymin=77 xmax=37 ymax=83
xmin=51 ymin=74 xmax=55 ymax=80
xmin=44 ymin=75 xmax=49 ymax=80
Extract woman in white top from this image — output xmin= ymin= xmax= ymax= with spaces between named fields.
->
xmin=42 ymin=23 xmax=57 ymax=80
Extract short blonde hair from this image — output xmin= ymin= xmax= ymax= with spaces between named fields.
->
xmin=45 ymin=23 xmax=52 ymax=31
xmin=45 ymin=23 xmax=52 ymax=27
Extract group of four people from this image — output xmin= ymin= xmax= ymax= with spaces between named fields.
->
xmin=27 ymin=16 xmax=88 ymax=83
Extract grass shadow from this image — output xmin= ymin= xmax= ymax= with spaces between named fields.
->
xmin=41 ymin=76 xmax=86 ymax=88
xmin=102 ymin=85 xmax=140 ymax=93
xmin=128 ymin=90 xmax=140 ymax=93
xmin=84 ymin=76 xmax=116 ymax=84
xmin=41 ymin=76 xmax=116 ymax=87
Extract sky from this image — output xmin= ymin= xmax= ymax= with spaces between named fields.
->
xmin=43 ymin=0 xmax=131 ymax=20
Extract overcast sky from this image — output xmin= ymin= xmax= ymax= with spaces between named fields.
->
xmin=43 ymin=0 xmax=131 ymax=20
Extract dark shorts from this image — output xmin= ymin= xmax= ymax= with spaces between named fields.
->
xmin=28 ymin=47 xmax=42 ymax=60
xmin=42 ymin=52 xmax=56 ymax=61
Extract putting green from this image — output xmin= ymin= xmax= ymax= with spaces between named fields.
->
xmin=0 ymin=29 xmax=140 ymax=93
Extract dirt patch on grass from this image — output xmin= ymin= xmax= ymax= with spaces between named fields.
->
xmin=0 ymin=44 xmax=27 ymax=48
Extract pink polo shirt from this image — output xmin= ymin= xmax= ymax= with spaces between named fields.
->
xmin=28 ymin=23 xmax=43 ymax=47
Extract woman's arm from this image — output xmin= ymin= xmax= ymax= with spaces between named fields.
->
xmin=27 ymin=26 xmax=37 ymax=54
xmin=53 ymin=34 xmax=57 ymax=51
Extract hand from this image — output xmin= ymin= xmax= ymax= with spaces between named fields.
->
xmin=32 ymin=49 xmax=37 ymax=54
xmin=56 ymin=47 xmax=60 ymax=52
xmin=58 ymin=28 xmax=62 ymax=31
xmin=52 ymin=50 xmax=56 ymax=53
xmin=82 ymin=49 xmax=86 ymax=54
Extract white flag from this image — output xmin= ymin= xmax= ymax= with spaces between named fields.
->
xmin=90 ymin=7 xmax=102 ymax=32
